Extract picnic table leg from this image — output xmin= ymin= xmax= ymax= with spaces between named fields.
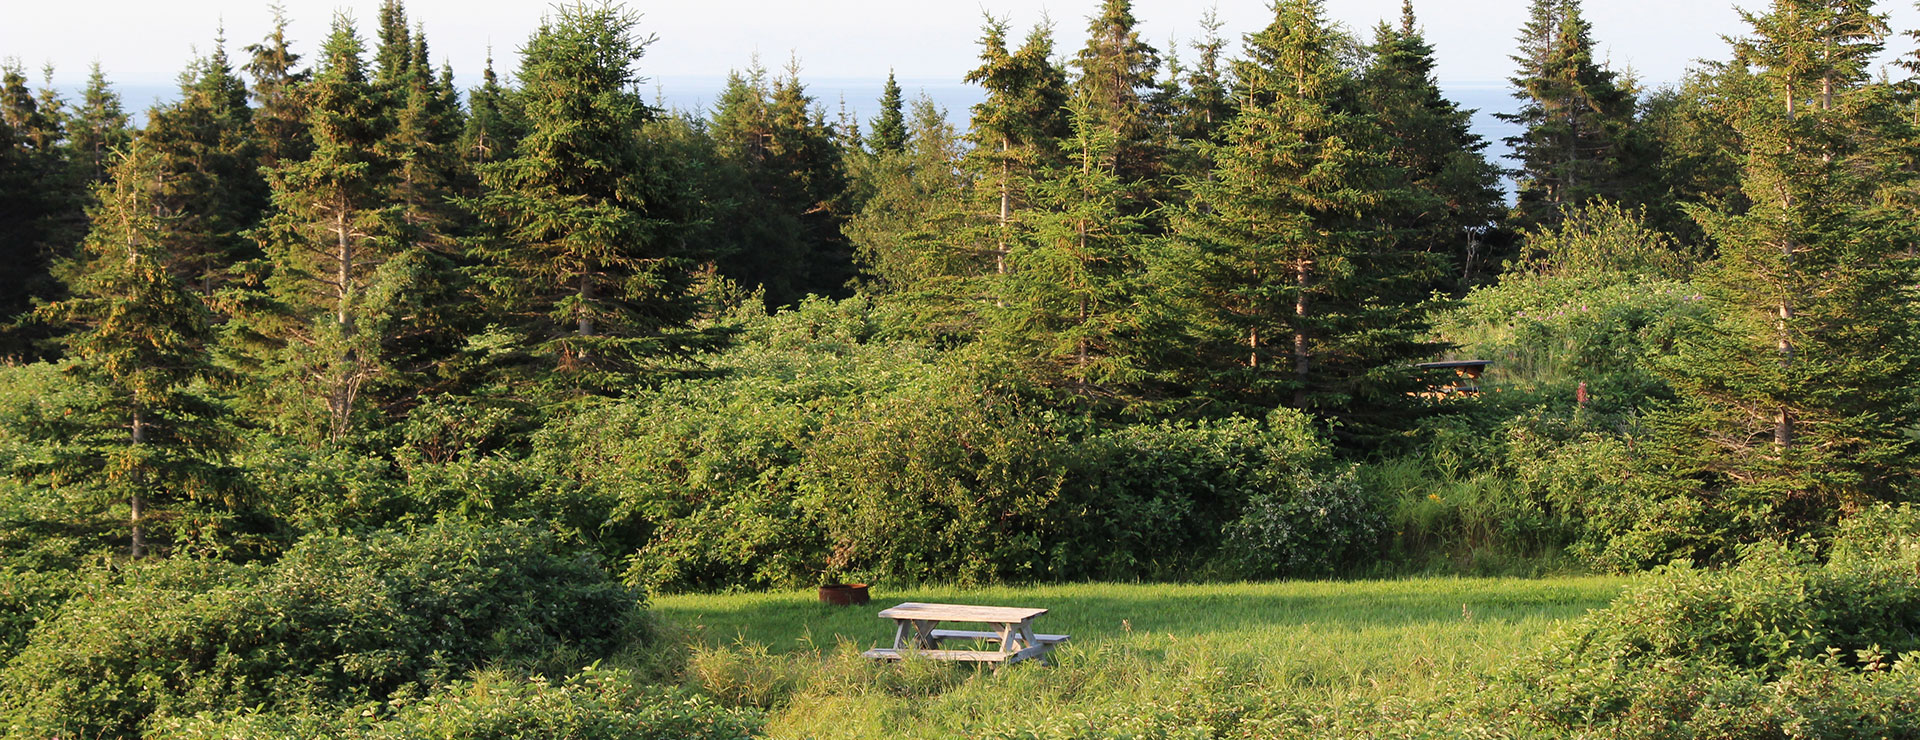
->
xmin=1017 ymin=620 xmax=1051 ymax=666
xmin=913 ymin=620 xmax=939 ymax=649
xmin=892 ymin=620 xmax=908 ymax=650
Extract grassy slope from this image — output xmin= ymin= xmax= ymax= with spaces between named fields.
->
xmin=654 ymin=576 xmax=1629 ymax=738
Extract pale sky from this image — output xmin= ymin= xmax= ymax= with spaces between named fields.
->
xmin=6 ymin=0 xmax=1920 ymax=92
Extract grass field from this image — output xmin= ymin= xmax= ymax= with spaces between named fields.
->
xmin=652 ymin=576 xmax=1631 ymax=738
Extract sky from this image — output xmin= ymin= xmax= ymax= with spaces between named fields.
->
xmin=8 ymin=0 xmax=1920 ymax=89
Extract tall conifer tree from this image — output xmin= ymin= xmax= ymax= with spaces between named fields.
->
xmin=251 ymin=16 xmax=408 ymax=439
xmin=142 ymin=35 xmax=266 ymax=299
xmin=1499 ymin=0 xmax=1643 ymax=227
xmin=1071 ymin=0 xmax=1163 ymax=191
xmin=1362 ymin=1 xmax=1505 ymax=289
xmin=868 ymin=71 xmax=908 ymax=155
xmin=965 ymin=18 xmax=1069 ymax=275
xmin=245 ymin=6 xmax=312 ymax=169
xmin=67 ymin=63 xmax=131 ymax=188
xmin=37 ymin=141 xmax=231 ymax=557
xmin=469 ymin=2 xmax=707 ymax=393
xmin=1633 ymin=0 xmax=1919 ymax=560
xmin=1169 ymin=0 xmax=1439 ymax=436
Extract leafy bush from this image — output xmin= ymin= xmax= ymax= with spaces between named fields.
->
xmin=151 ymin=668 xmax=764 ymax=740
xmin=0 ymin=522 xmax=644 ymax=739
xmin=1066 ymin=410 xmax=1335 ymax=578
xmin=1224 ymin=467 xmax=1380 ymax=578
xmin=1496 ymin=531 xmax=1920 ymax=736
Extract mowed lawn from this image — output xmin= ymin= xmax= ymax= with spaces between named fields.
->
xmin=653 ymin=576 xmax=1632 ymax=738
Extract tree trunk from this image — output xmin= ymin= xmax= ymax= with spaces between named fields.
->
xmin=998 ymin=137 xmax=1011 ymax=275
xmin=129 ymin=405 xmax=147 ymax=559
xmin=576 ymin=271 xmax=596 ymax=367
xmin=330 ymin=204 xmax=358 ymax=439
xmin=1293 ymin=258 xmax=1311 ymax=408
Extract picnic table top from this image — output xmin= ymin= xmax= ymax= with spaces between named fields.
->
xmin=878 ymin=602 xmax=1048 ymax=623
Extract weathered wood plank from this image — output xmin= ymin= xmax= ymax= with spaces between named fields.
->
xmin=877 ymin=602 xmax=1048 ymax=623
xmin=862 ymin=647 xmax=1014 ymax=663
xmin=927 ymin=629 xmax=1070 ymax=644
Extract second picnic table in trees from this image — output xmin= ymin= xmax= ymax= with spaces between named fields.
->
xmin=862 ymin=602 xmax=1068 ymax=665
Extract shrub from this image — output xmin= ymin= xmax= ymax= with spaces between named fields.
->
xmin=151 ymin=668 xmax=765 ymax=740
xmin=1066 ymin=410 xmax=1335 ymax=578
xmin=0 ymin=522 xmax=644 ymax=739
xmin=1497 ymin=535 xmax=1920 ymax=736
xmin=1224 ymin=467 xmax=1380 ymax=578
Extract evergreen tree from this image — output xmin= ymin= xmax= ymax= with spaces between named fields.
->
xmin=1168 ymin=0 xmax=1440 ymax=436
xmin=35 ymin=141 xmax=231 ymax=557
xmin=1637 ymin=64 xmax=1759 ymax=248
xmin=373 ymin=0 xmax=415 ymax=91
xmin=1070 ymin=0 xmax=1163 ymax=190
xmin=1165 ymin=9 xmax=1234 ymax=178
xmin=67 ymin=63 xmax=132 ymax=188
xmin=245 ymin=5 xmax=312 ymax=169
xmin=844 ymin=95 xmax=987 ymax=338
xmin=965 ymin=17 xmax=1070 ymax=275
xmin=468 ymin=2 xmax=709 ymax=393
xmin=1499 ymin=0 xmax=1643 ymax=228
xmin=0 ymin=61 xmax=80 ymax=360
xmin=706 ymin=60 xmax=853 ymax=305
xmin=868 ymin=71 xmax=907 ymax=154
xmin=250 ymin=16 xmax=408 ymax=439
xmin=140 ymin=34 xmax=266 ymax=298
xmin=989 ymin=90 xmax=1152 ymax=403
xmin=1637 ymin=0 xmax=1918 ymax=560
xmin=1361 ymin=1 xmax=1506 ymax=290
xmin=461 ymin=50 xmax=523 ymax=168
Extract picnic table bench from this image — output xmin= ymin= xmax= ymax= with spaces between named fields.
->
xmin=862 ymin=602 xmax=1068 ymax=665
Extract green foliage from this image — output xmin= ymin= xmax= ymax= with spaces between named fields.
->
xmin=467 ymin=2 xmax=712 ymax=393
xmin=1070 ymin=410 xmax=1335 ymax=577
xmin=1500 ymin=0 xmax=1650 ymax=228
xmin=1497 ymin=529 xmax=1920 ymax=736
xmin=0 ymin=522 xmax=643 ymax=739
xmin=151 ymin=668 xmax=763 ymax=740
xmin=1224 ymin=467 xmax=1379 ymax=578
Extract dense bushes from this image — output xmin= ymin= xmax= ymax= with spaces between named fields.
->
xmin=0 ymin=522 xmax=643 ymax=739
xmin=152 ymin=669 xmax=764 ymax=740
xmin=522 ymin=299 xmax=1379 ymax=591
xmin=1496 ymin=506 xmax=1920 ymax=736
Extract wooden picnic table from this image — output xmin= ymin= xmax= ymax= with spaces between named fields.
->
xmin=862 ymin=602 xmax=1068 ymax=665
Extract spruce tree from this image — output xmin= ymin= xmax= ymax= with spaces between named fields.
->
xmin=1362 ymin=1 xmax=1505 ymax=290
xmin=0 ymin=61 xmax=79 ymax=360
xmin=1499 ymin=0 xmax=1643 ymax=228
xmin=245 ymin=5 xmax=312 ymax=169
xmin=965 ymin=18 xmax=1070 ymax=275
xmin=1168 ymin=0 xmax=1439 ymax=435
xmin=990 ymin=90 xmax=1151 ymax=402
xmin=468 ymin=2 xmax=708 ymax=393
xmin=251 ymin=15 xmax=408 ymax=439
xmin=1635 ymin=0 xmax=1918 ymax=560
xmin=67 ymin=63 xmax=132 ymax=188
xmin=1165 ymin=9 xmax=1234 ymax=178
xmin=141 ymin=34 xmax=266 ymax=298
xmin=706 ymin=61 xmax=853 ymax=305
xmin=844 ymin=95 xmax=987 ymax=337
xmin=1070 ymin=0 xmax=1163 ymax=190
xmin=35 ymin=141 xmax=230 ymax=557
xmin=868 ymin=71 xmax=908 ymax=154
xmin=461 ymin=51 xmax=524 ymax=169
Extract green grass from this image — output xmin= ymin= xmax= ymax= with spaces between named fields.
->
xmin=652 ymin=575 xmax=1630 ymax=738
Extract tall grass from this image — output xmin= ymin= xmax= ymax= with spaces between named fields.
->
xmin=650 ymin=576 xmax=1627 ymax=738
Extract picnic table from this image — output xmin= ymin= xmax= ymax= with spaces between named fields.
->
xmin=862 ymin=602 xmax=1068 ymax=665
